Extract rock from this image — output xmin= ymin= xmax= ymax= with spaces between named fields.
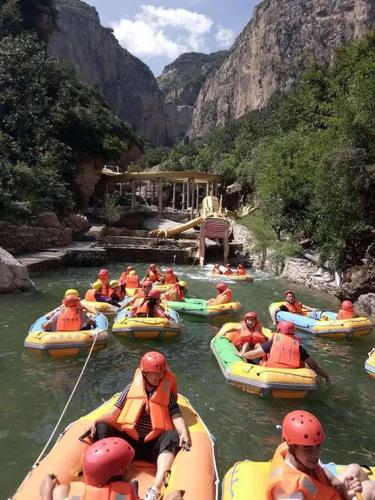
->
xmin=48 ymin=0 xmax=168 ymax=145
xmin=355 ymin=293 xmax=375 ymax=318
xmin=281 ymin=258 xmax=337 ymax=292
xmin=337 ymin=264 xmax=375 ymax=301
xmin=30 ymin=212 xmax=61 ymax=228
xmin=0 ymin=247 xmax=32 ymax=293
xmin=63 ymin=213 xmax=90 ymax=235
xmin=190 ymin=0 xmax=375 ymax=137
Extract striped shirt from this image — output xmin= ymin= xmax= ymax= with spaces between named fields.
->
xmin=115 ymin=383 xmax=180 ymax=439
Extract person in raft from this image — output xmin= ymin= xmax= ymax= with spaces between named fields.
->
xmin=134 ymin=289 xmax=170 ymax=319
xmin=267 ymin=410 xmax=375 ymax=500
xmin=223 ymin=263 xmax=233 ymax=275
xmin=241 ymin=321 xmax=330 ymax=382
xmin=226 ymin=311 xmax=267 ymax=356
xmin=119 ymin=265 xmax=136 ymax=284
xmin=127 ymin=280 xmax=153 ymax=310
xmin=212 ymin=264 xmax=222 ymax=275
xmin=271 ymin=290 xmax=315 ymax=325
xmin=337 ymin=300 xmax=356 ymax=320
xmin=144 ymin=263 xmax=163 ymax=283
xmin=88 ymin=351 xmax=191 ymax=500
xmin=164 ymin=267 xmax=179 ymax=285
xmin=85 ymin=281 xmax=121 ymax=307
xmin=207 ymin=282 xmax=233 ymax=305
xmin=97 ymin=268 xmax=110 ymax=297
xmin=109 ymin=280 xmax=126 ymax=302
xmin=125 ymin=270 xmax=140 ymax=291
xmin=43 ymin=294 xmax=96 ymax=332
xmin=236 ymin=264 xmax=246 ymax=275
xmin=161 ymin=281 xmax=188 ymax=303
xmin=45 ymin=288 xmax=83 ymax=319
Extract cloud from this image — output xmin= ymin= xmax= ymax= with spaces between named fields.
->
xmin=112 ymin=5 xmax=213 ymax=61
xmin=215 ymin=26 xmax=235 ymax=48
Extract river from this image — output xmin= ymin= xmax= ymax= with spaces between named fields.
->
xmin=2 ymin=264 xmax=374 ymax=497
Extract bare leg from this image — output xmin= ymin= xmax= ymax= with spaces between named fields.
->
xmin=153 ymin=449 xmax=175 ymax=490
xmin=52 ymin=484 xmax=70 ymax=500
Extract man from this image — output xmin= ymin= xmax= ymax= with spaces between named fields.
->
xmin=267 ymin=410 xmax=375 ymax=499
xmin=84 ymin=281 xmax=120 ymax=308
xmin=164 ymin=268 xmax=179 ymax=285
xmin=207 ymin=283 xmax=233 ymax=305
xmin=43 ymin=294 xmax=95 ymax=332
xmin=89 ymin=351 xmax=191 ymax=500
xmin=161 ymin=281 xmax=188 ymax=303
xmin=135 ymin=289 xmax=170 ymax=319
xmin=242 ymin=321 xmax=329 ymax=382
xmin=97 ymin=268 xmax=110 ymax=297
xmin=127 ymin=280 xmax=153 ymax=310
xmin=225 ymin=311 xmax=267 ymax=355
xmin=271 ymin=290 xmax=314 ymax=325
xmin=144 ymin=264 xmax=163 ymax=283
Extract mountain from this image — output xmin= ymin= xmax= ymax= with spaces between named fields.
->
xmin=157 ymin=51 xmax=229 ymax=142
xmin=48 ymin=0 xmax=168 ymax=145
xmin=190 ymin=0 xmax=375 ymax=137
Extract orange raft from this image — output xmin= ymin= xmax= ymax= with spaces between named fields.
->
xmin=14 ymin=394 xmax=219 ymax=500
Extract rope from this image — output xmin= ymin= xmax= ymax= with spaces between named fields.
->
xmin=31 ymin=329 xmax=100 ymax=468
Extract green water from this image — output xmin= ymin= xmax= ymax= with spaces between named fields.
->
xmin=2 ymin=264 xmax=375 ymax=497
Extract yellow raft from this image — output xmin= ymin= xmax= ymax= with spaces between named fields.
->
xmin=269 ymin=301 xmax=373 ymax=338
xmin=211 ymin=273 xmax=254 ymax=282
xmin=112 ymin=308 xmax=182 ymax=339
xmin=222 ymin=460 xmax=375 ymax=499
xmin=211 ymin=323 xmax=317 ymax=398
xmin=24 ymin=313 xmax=109 ymax=357
xmin=14 ymin=394 xmax=218 ymax=500
xmin=365 ymin=348 xmax=375 ymax=378
xmin=80 ymin=299 xmax=121 ymax=315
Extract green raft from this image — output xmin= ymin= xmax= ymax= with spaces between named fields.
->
xmin=166 ymin=298 xmax=242 ymax=319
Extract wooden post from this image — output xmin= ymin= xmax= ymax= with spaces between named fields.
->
xmin=214 ymin=181 xmax=218 ymax=197
xmin=191 ymin=180 xmax=195 ymax=220
xmin=206 ymin=182 xmax=209 ymax=196
xmin=172 ymin=182 xmax=176 ymax=211
xmin=196 ymin=183 xmax=199 ymax=215
xmin=158 ymin=177 xmax=163 ymax=214
xmin=131 ymin=179 xmax=136 ymax=210
xmin=152 ymin=181 xmax=156 ymax=203
xmin=181 ymin=182 xmax=185 ymax=211
xmin=186 ymin=180 xmax=190 ymax=213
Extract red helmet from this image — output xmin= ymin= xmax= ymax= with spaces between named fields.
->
xmin=148 ymin=289 xmax=161 ymax=299
xmin=216 ymin=282 xmax=227 ymax=292
xmin=282 ymin=410 xmax=325 ymax=446
xmin=341 ymin=300 xmax=354 ymax=311
xmin=63 ymin=294 xmax=80 ymax=307
xmin=140 ymin=351 xmax=167 ymax=373
xmin=244 ymin=311 xmax=258 ymax=321
xmin=284 ymin=290 xmax=295 ymax=298
xmin=166 ymin=267 xmax=173 ymax=273
xmin=142 ymin=280 xmax=152 ymax=288
xmin=98 ymin=269 xmax=109 ymax=279
xmin=149 ymin=263 xmax=156 ymax=269
xmin=83 ymin=437 xmax=135 ymax=487
xmin=277 ymin=321 xmax=295 ymax=336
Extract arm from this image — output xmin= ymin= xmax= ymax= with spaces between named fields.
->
xmin=305 ymin=357 xmax=329 ymax=383
xmin=241 ymin=346 xmax=265 ymax=361
xmin=172 ymin=413 xmax=191 ymax=449
xmin=239 ymin=342 xmax=251 ymax=355
xmin=90 ymin=406 xmax=121 ymax=437
xmin=271 ymin=307 xmax=280 ymax=325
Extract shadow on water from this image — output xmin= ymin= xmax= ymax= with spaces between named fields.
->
xmin=1 ymin=263 xmax=374 ymax=496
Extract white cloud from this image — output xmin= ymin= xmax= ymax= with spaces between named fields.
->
xmin=215 ymin=26 xmax=235 ymax=48
xmin=112 ymin=5 xmax=213 ymax=61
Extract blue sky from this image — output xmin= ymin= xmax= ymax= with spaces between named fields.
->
xmin=86 ymin=0 xmax=261 ymax=75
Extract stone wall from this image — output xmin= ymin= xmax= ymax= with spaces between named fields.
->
xmin=0 ymin=223 xmax=72 ymax=255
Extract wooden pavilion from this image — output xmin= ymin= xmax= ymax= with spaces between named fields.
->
xmin=101 ymin=168 xmax=222 ymax=219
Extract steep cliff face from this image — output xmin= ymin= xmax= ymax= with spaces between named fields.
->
xmin=48 ymin=0 xmax=168 ymax=145
xmin=190 ymin=0 xmax=375 ymax=137
xmin=157 ymin=51 xmax=229 ymax=142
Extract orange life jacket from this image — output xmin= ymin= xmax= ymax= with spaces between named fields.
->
xmin=237 ymin=268 xmax=246 ymax=275
xmin=68 ymin=480 xmax=137 ymax=500
xmin=56 ymin=306 xmax=82 ymax=331
xmin=162 ymin=284 xmax=183 ymax=302
xmin=119 ymin=271 xmax=128 ymax=284
xmin=135 ymin=299 xmax=151 ymax=316
xmin=266 ymin=333 xmax=302 ymax=369
xmin=284 ymin=300 xmax=304 ymax=314
xmin=125 ymin=274 xmax=140 ymax=289
xmin=117 ymin=368 xmax=177 ymax=442
xmin=147 ymin=269 xmax=161 ymax=283
xmin=98 ymin=279 xmax=110 ymax=298
xmin=266 ymin=442 xmax=341 ymax=500
xmin=337 ymin=309 xmax=355 ymax=320
xmin=234 ymin=322 xmax=267 ymax=346
xmin=211 ymin=289 xmax=233 ymax=305
xmin=85 ymin=289 xmax=97 ymax=302
xmin=164 ymin=273 xmax=178 ymax=285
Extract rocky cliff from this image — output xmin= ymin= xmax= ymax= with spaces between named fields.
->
xmin=157 ymin=51 xmax=229 ymax=142
xmin=48 ymin=0 xmax=168 ymax=145
xmin=190 ymin=0 xmax=375 ymax=137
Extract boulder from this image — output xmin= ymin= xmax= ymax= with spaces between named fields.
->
xmin=63 ymin=213 xmax=90 ymax=235
xmin=355 ymin=293 xmax=375 ymax=319
xmin=281 ymin=258 xmax=337 ymax=293
xmin=30 ymin=212 xmax=61 ymax=228
xmin=0 ymin=247 xmax=32 ymax=293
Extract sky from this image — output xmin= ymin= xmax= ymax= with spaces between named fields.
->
xmin=86 ymin=0 xmax=261 ymax=76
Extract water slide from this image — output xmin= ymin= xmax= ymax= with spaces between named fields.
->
xmin=148 ymin=216 xmax=202 ymax=238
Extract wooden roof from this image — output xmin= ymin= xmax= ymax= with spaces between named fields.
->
xmin=102 ymin=169 xmax=222 ymax=183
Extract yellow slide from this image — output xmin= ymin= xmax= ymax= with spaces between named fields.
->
xmin=148 ymin=216 xmax=202 ymax=238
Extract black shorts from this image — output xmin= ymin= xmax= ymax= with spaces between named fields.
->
xmin=95 ymin=422 xmax=180 ymax=463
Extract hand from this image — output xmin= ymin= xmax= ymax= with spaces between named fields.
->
xmin=344 ymin=475 xmax=362 ymax=497
xmin=89 ymin=421 xmax=97 ymax=438
xmin=179 ymin=429 xmax=191 ymax=450
xmin=40 ymin=474 xmax=57 ymax=499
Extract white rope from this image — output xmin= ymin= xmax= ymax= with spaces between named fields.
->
xmin=32 ymin=330 xmax=100 ymax=468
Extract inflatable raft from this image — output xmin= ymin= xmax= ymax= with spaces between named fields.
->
xmin=25 ymin=313 xmax=108 ymax=357
xmin=14 ymin=394 xmax=218 ymax=500
xmin=112 ymin=308 xmax=182 ymax=339
xmin=211 ymin=273 xmax=254 ymax=283
xmin=211 ymin=323 xmax=317 ymax=398
xmin=222 ymin=460 xmax=375 ymax=499
xmin=80 ymin=299 xmax=121 ymax=315
xmin=167 ymin=298 xmax=242 ymax=319
xmin=269 ymin=301 xmax=373 ymax=338
xmin=365 ymin=349 xmax=375 ymax=378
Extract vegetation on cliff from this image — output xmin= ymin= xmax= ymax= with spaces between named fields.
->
xmin=0 ymin=0 xmax=142 ymax=223
xmin=149 ymin=31 xmax=375 ymax=270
